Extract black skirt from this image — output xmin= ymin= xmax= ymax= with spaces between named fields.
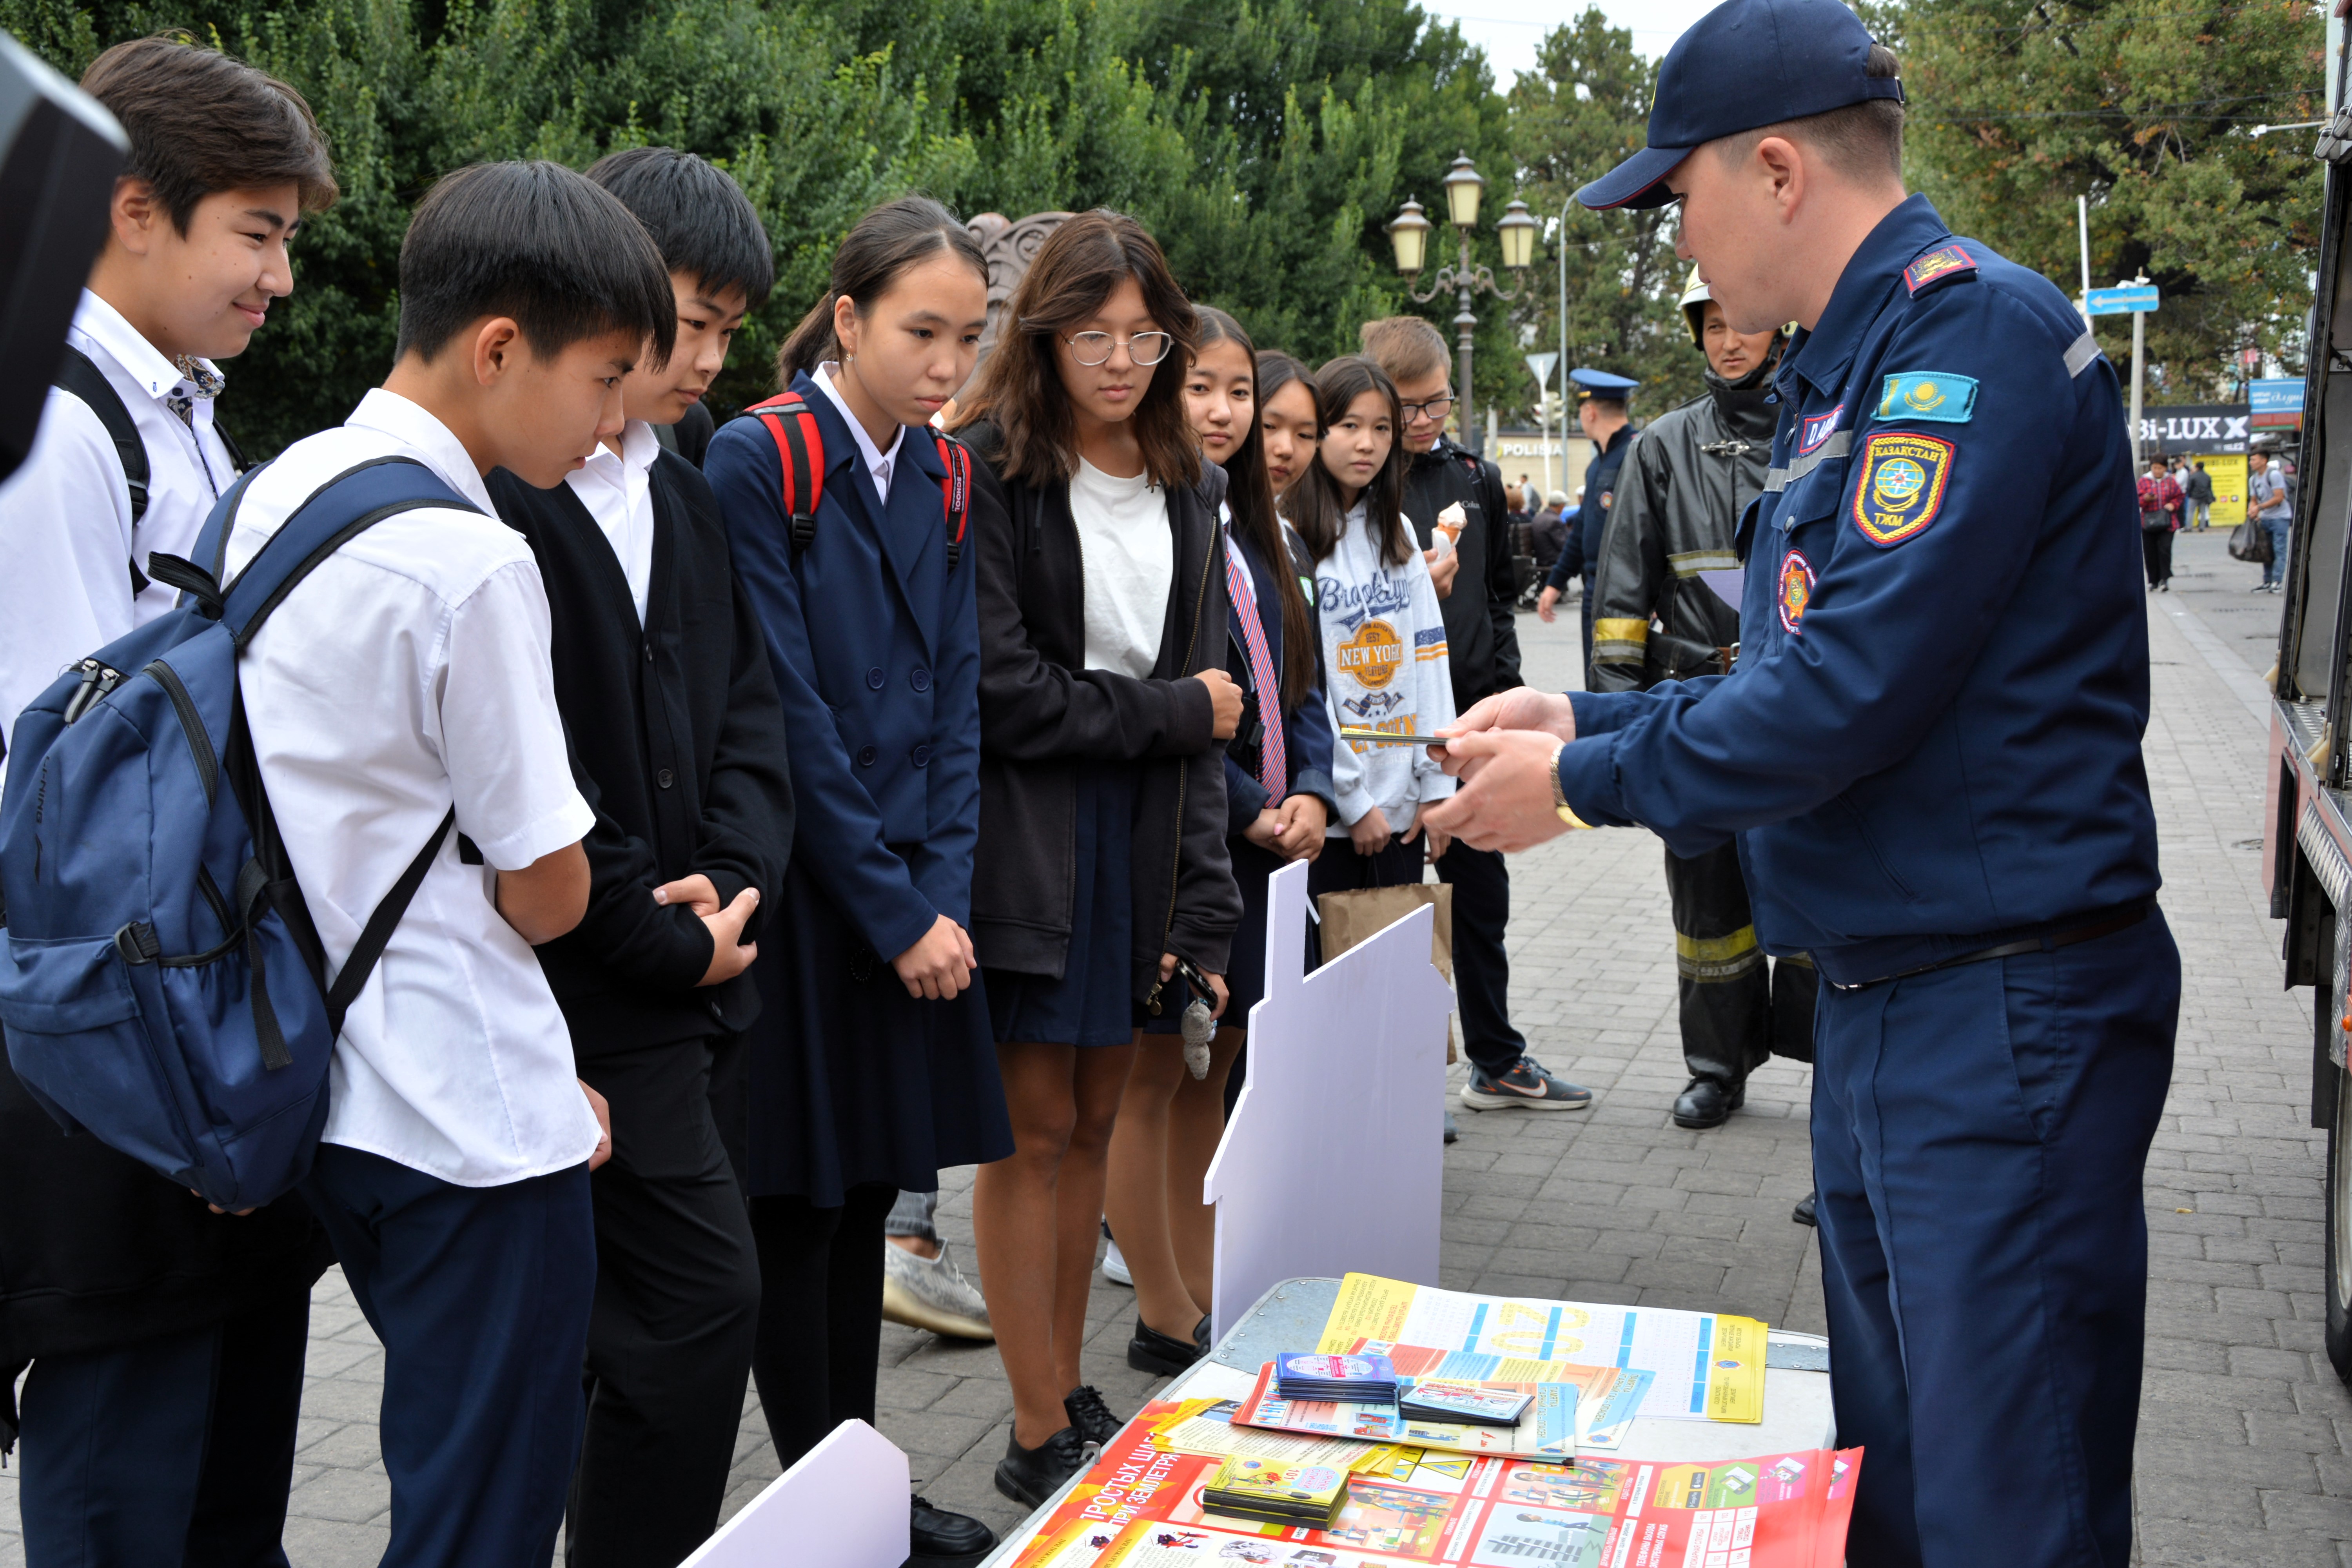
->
xmin=744 ymin=853 xmax=1014 ymax=1207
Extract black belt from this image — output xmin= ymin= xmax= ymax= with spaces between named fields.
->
xmin=1827 ymin=901 xmax=2152 ymax=991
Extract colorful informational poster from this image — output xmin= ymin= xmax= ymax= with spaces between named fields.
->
xmin=1009 ymin=1403 xmax=1860 ymax=1568
xmin=1314 ymin=1274 xmax=1769 ymax=1424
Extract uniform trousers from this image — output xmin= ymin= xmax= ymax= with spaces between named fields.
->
xmin=15 ymin=1289 xmax=310 ymax=1568
xmin=569 ymin=1036 xmax=762 ymax=1568
xmin=302 ymin=1145 xmax=596 ymax=1568
xmin=747 ymin=1183 xmax=900 ymax=1472
xmin=1433 ymin=840 xmax=1527 ymax=1077
xmin=1811 ymin=909 xmax=2177 ymax=1568
xmin=1664 ymin=841 xmax=1818 ymax=1086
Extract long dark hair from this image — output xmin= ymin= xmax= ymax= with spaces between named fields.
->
xmin=1283 ymin=356 xmax=1411 ymax=567
xmin=776 ymin=196 xmax=987 ymax=387
xmin=952 ymin=209 xmax=1200 ymax=490
xmin=1256 ymin=350 xmax=1319 ymax=495
xmin=1195 ymin=309 xmax=1315 ymax=709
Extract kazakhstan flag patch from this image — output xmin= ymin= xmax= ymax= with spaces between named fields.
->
xmin=1877 ymin=371 xmax=1977 ymax=424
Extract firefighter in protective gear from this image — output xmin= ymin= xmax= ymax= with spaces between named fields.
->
xmin=1589 ymin=269 xmax=1817 ymax=1130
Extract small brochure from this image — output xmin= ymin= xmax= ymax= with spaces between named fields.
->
xmin=1234 ymin=1362 xmax=1578 ymax=1461
xmin=1397 ymin=1380 xmax=1533 ymax=1427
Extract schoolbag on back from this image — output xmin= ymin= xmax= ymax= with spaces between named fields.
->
xmin=0 ymin=457 xmax=470 ymax=1212
xmin=740 ymin=391 xmax=974 ymax=562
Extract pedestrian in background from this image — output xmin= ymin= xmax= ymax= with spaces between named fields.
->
xmin=2250 ymin=448 xmax=2292 ymax=592
xmin=954 ymin=211 xmax=1243 ymax=1506
xmin=2185 ymin=459 xmax=2214 ymax=530
xmin=1530 ymin=491 xmax=1569 ymax=576
xmin=2137 ymin=456 xmax=2180 ymax=592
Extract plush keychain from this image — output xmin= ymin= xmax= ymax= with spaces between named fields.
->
xmin=1145 ymin=955 xmax=1221 ymax=1080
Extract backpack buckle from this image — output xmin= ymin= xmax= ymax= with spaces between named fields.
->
xmin=114 ymin=921 xmax=161 ymax=965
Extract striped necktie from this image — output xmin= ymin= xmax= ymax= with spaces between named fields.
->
xmin=1224 ymin=532 xmax=1285 ymax=800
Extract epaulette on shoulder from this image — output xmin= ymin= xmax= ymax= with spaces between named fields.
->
xmin=1903 ymin=243 xmax=1978 ymax=298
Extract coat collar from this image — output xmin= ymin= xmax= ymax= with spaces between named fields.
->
xmin=790 ymin=370 xmax=946 ymax=656
xmin=1783 ymin=192 xmax=1953 ymax=403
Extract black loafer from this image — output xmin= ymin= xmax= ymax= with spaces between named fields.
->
xmin=994 ymin=1425 xmax=1091 ymax=1508
xmin=1791 ymin=1190 xmax=1817 ymax=1227
xmin=1065 ymin=1383 xmax=1124 ymax=1448
xmin=1671 ymin=1076 xmax=1744 ymax=1130
xmin=1127 ymin=1314 xmax=1207 ymax=1375
xmin=908 ymin=1495 xmax=996 ymax=1566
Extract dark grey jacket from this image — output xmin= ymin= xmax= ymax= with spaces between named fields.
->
xmin=1589 ymin=361 xmax=1780 ymax=691
xmin=965 ymin=427 xmax=1240 ymax=994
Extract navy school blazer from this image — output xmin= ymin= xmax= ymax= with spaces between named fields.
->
xmin=705 ymin=373 xmax=982 ymax=965
xmin=1222 ymin=524 xmax=1339 ymax=833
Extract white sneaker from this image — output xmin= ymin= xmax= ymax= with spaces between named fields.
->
xmin=882 ymin=1240 xmax=993 ymax=1340
xmin=1102 ymin=1240 xmax=1133 ymax=1287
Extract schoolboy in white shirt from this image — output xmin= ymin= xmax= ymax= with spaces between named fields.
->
xmin=0 ymin=37 xmax=338 ymax=1568
xmin=219 ymin=160 xmax=674 ymax=1568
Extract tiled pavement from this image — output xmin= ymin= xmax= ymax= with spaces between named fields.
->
xmin=5 ymin=531 xmax=2348 ymax=1563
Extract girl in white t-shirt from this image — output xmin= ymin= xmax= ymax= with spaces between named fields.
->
xmin=1283 ymin=354 xmax=1457 ymax=897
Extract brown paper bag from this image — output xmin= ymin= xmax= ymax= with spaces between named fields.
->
xmin=1316 ymin=881 xmax=1458 ymax=1063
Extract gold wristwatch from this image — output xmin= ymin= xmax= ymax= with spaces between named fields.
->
xmin=1549 ymin=742 xmax=1590 ymax=829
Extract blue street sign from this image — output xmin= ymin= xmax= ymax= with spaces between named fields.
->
xmin=2086 ymin=284 xmax=2160 ymax=316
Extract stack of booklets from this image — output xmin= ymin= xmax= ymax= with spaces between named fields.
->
xmin=1197 ymin=1454 xmax=1350 ymax=1528
xmin=1274 ymin=1351 xmax=1397 ymax=1404
xmin=1397 ymin=1379 xmax=1532 ymax=1426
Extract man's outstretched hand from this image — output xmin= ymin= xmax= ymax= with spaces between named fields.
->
xmin=1420 ymin=730 xmax=1578 ymax=854
xmin=1444 ymin=688 xmax=1577 ymax=744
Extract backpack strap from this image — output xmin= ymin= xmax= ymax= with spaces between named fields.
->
xmin=745 ymin=394 xmax=825 ymax=551
xmin=933 ymin=430 xmax=973 ymax=567
xmin=53 ymin=345 xmax=153 ymax=595
xmin=220 ymin=457 xmax=477 ymax=646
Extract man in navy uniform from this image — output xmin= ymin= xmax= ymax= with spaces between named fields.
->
xmin=1424 ymin=2 xmax=2174 ymax=1563
xmin=1535 ymin=369 xmax=1640 ymax=681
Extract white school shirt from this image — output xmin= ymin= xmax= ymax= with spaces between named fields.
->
xmin=564 ymin=418 xmax=661 ymax=623
xmin=813 ymin=361 xmax=904 ymax=501
xmin=222 ymin=388 xmax=600 ymax=1187
xmin=1070 ymin=457 xmax=1171 ymax=677
xmin=0 ymin=291 xmax=239 ymax=782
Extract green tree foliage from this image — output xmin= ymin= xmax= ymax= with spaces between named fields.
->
xmin=1877 ymin=0 xmax=2326 ymax=399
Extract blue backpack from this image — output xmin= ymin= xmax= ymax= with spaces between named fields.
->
xmin=0 ymin=457 xmax=473 ymax=1211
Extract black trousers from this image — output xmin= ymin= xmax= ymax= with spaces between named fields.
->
xmin=568 ymin=1035 xmax=762 ymax=1568
xmin=2141 ymin=524 xmax=2174 ymax=586
xmin=1434 ymin=840 xmax=1527 ymax=1076
xmin=16 ymin=1288 xmax=309 ymax=1568
xmin=1662 ymin=840 xmax=1818 ymax=1086
xmin=748 ymin=1182 xmax=899 ymax=1472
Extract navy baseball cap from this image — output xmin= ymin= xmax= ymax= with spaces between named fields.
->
xmin=1577 ymin=0 xmax=1903 ymax=211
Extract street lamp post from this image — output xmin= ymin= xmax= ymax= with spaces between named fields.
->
xmin=1386 ymin=154 xmax=1537 ymax=459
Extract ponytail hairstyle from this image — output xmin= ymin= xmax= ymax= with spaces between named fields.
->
xmin=776 ymin=196 xmax=988 ymax=388
xmin=952 ymin=209 xmax=1200 ymax=490
xmin=1196 ymin=308 xmax=1316 ymax=710
xmin=1283 ymin=355 xmax=1412 ymax=568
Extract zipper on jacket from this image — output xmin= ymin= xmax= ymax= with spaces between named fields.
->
xmin=1158 ymin=515 xmax=1219 ymax=951
xmin=144 ymin=659 xmax=219 ymax=804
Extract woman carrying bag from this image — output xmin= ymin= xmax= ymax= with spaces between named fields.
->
xmin=953 ymin=210 xmax=1244 ymax=1506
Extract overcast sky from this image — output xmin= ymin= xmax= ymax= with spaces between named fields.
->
xmin=1425 ymin=0 xmax=1717 ymax=79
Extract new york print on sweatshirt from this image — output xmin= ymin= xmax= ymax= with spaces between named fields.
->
xmin=1313 ymin=500 xmax=1457 ymax=832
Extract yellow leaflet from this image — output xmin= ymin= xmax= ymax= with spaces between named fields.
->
xmin=1705 ymin=1314 xmax=1769 ymax=1423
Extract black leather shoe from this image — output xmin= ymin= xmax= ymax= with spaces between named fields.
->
xmin=908 ymin=1495 xmax=996 ymax=1566
xmin=1064 ymin=1383 xmax=1124 ymax=1448
xmin=1791 ymin=1190 xmax=1817 ymax=1227
xmin=1671 ymin=1077 xmax=1744 ymax=1129
xmin=1128 ymin=1313 xmax=1207 ymax=1375
xmin=995 ymin=1425 xmax=1091 ymax=1508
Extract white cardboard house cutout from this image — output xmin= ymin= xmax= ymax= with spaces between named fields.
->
xmin=1203 ymin=859 xmax=1455 ymax=1338
xmin=678 ymin=1417 xmax=909 ymax=1568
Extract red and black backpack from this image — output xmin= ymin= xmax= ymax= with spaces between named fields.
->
xmin=742 ymin=393 xmax=975 ymax=566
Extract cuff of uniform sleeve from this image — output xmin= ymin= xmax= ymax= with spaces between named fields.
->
xmin=1568 ymin=689 xmax=1648 ymax=740
xmin=1554 ymin=735 xmax=1624 ymax=829
xmin=1289 ymin=769 xmax=1339 ymax=816
xmin=475 ymin=792 xmax=596 ymax=871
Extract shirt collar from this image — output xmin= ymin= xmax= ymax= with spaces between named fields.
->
xmin=1786 ymin=192 xmax=1953 ymax=400
xmin=813 ymin=362 xmax=904 ymax=485
xmin=74 ymin=288 xmax=217 ymax=404
xmin=345 ymin=388 xmax=499 ymax=516
xmin=581 ymin=419 xmax=661 ymax=481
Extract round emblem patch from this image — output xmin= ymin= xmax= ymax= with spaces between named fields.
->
xmin=1869 ymin=457 xmax=1928 ymax=510
xmin=1778 ymin=550 xmax=1815 ymax=635
xmin=1334 ymin=618 xmax=1405 ymax=689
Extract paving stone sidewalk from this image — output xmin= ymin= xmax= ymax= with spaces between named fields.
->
xmin=4 ymin=533 xmax=2347 ymax=1563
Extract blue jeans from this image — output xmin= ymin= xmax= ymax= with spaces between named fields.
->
xmin=2259 ymin=512 xmax=2291 ymax=586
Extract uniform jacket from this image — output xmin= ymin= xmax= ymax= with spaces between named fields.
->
xmin=1223 ymin=523 xmax=1339 ymax=831
xmin=1557 ymin=194 xmax=2159 ymax=985
xmin=490 ymin=452 xmax=794 ymax=1056
xmin=1400 ymin=437 xmax=1524 ymax=706
xmin=1589 ymin=362 xmax=1779 ymax=690
xmin=1546 ymin=423 xmax=1639 ymax=592
xmin=705 ymin=374 xmax=980 ymax=967
xmin=964 ymin=423 xmax=1240 ymax=992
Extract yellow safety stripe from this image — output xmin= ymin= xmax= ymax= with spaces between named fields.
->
xmin=1593 ymin=617 xmax=1650 ymax=646
xmin=1676 ymin=924 xmax=1765 ymax=983
xmin=1669 ymin=550 xmax=1739 ymax=578
xmin=1778 ymin=951 xmax=1815 ymax=969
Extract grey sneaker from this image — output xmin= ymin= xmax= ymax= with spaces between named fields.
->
xmin=1461 ymin=1056 xmax=1594 ymax=1112
xmin=882 ymin=1240 xmax=993 ymax=1340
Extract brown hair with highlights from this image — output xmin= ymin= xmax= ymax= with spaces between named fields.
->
xmin=80 ymin=34 xmax=337 ymax=231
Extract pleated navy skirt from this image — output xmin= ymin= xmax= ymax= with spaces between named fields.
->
xmin=744 ymin=850 xmax=1014 ymax=1207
